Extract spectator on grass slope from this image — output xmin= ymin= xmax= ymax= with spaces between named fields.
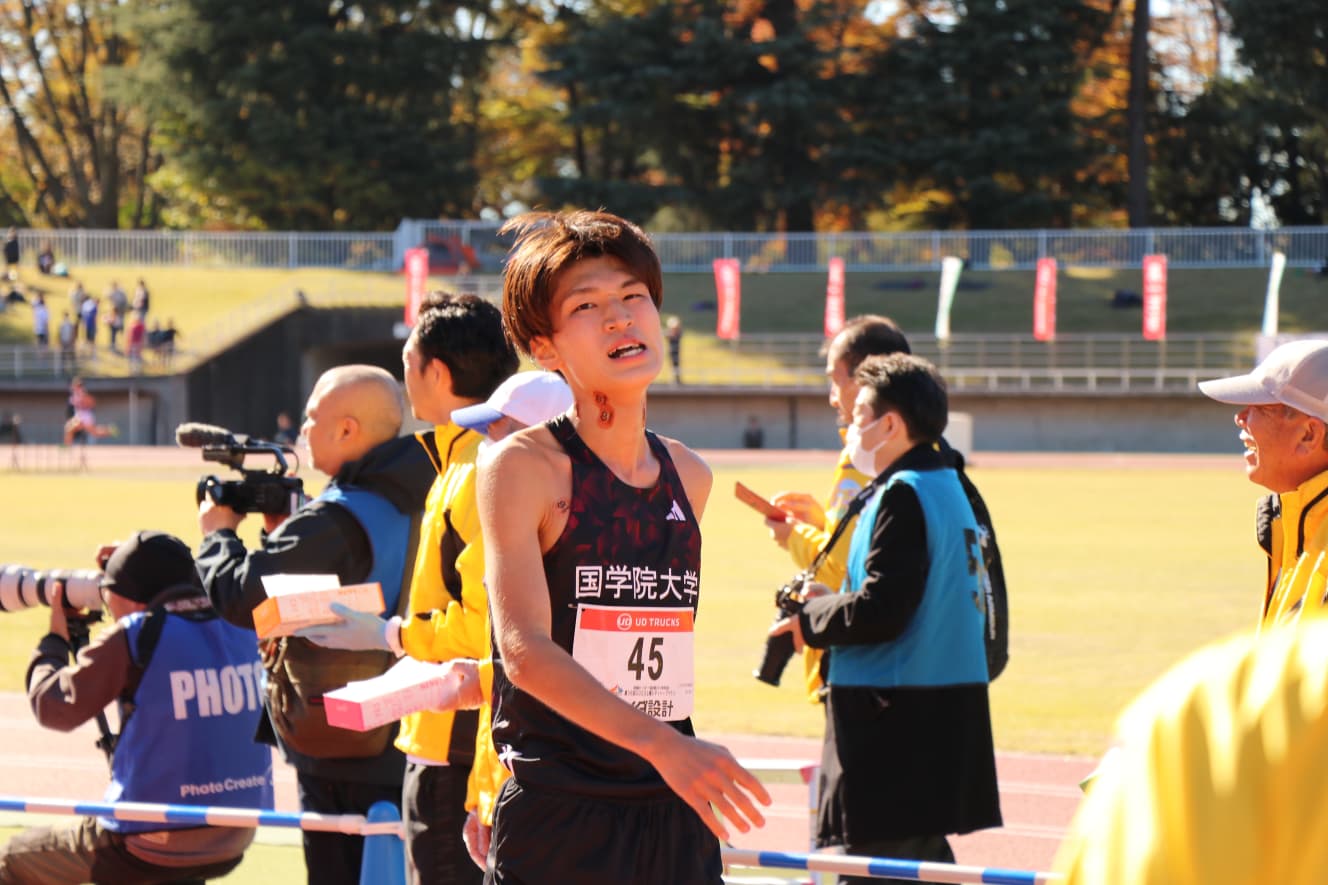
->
xmin=3 ymin=227 xmax=18 ymax=281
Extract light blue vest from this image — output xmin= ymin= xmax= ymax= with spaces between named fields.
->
xmin=829 ymin=468 xmax=989 ymax=689
xmin=104 ymin=612 xmax=273 ymax=832
xmin=318 ymin=484 xmax=411 ymax=613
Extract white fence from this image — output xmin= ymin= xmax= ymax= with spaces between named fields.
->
xmin=10 ymin=224 xmax=1328 ymax=273
xmin=678 ymin=332 xmax=1257 ymax=393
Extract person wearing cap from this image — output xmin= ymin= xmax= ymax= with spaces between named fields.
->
xmin=298 ymin=293 xmax=517 ymax=885
xmin=451 ymin=369 xmax=574 ymax=446
xmin=1198 ymin=338 xmax=1328 ymax=627
xmin=195 ymin=364 xmax=434 ymax=885
xmin=0 ymin=531 xmax=273 ymax=884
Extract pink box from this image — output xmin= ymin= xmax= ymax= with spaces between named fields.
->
xmin=324 ymin=657 xmax=464 ymax=732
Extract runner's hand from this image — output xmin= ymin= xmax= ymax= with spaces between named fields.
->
xmin=648 ymin=731 xmax=771 ymax=842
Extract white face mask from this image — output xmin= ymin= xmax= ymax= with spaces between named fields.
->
xmin=845 ymin=417 xmax=885 ymax=476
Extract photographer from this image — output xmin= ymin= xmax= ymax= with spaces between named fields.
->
xmin=0 ymin=531 xmax=272 ymax=884
xmin=194 ymin=364 xmax=432 ymax=885
xmin=769 ymin=354 xmax=1001 ymax=883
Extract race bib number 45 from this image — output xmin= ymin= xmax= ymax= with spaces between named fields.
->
xmin=572 ymin=605 xmax=695 ymax=721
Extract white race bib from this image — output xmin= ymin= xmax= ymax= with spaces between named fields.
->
xmin=572 ymin=605 xmax=694 ymax=721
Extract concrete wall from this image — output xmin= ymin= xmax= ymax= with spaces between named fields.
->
xmin=184 ymin=306 xmax=406 ymax=439
xmin=642 ymin=387 xmax=1241 ymax=454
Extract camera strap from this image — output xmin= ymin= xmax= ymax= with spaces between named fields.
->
xmin=804 ymin=476 xmax=882 ymax=581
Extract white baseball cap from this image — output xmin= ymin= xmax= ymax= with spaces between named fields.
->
xmin=1199 ymin=339 xmax=1328 ymax=421
xmin=452 ymin=371 xmax=573 ymax=435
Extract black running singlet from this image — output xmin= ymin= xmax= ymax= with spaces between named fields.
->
xmin=490 ymin=415 xmax=703 ymax=798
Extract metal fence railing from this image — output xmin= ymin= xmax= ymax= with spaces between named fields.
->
xmin=677 ymin=332 xmax=1258 ymax=393
xmin=0 ymin=345 xmax=84 ymax=380
xmin=9 ymin=225 xmax=1328 ymax=274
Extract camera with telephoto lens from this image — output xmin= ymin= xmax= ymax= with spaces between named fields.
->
xmin=175 ymin=422 xmax=306 ymax=516
xmin=0 ymin=564 xmax=105 ymax=616
xmin=754 ymin=572 xmax=809 ymax=686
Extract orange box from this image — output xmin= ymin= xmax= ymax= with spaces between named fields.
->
xmin=252 ymin=582 xmax=384 ymax=640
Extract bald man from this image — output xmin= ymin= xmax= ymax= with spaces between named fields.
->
xmin=195 ymin=364 xmax=434 ymax=885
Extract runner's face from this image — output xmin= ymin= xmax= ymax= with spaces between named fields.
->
xmin=533 ymin=256 xmax=662 ymax=393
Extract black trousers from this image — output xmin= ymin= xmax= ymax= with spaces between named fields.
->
xmin=296 ymin=770 xmax=402 ymax=885
xmin=485 ymin=779 xmax=721 ymax=885
xmin=402 ymin=762 xmax=481 ymax=885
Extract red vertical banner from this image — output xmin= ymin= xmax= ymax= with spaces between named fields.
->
xmin=824 ymin=256 xmax=846 ymax=338
xmin=714 ymin=258 xmax=742 ymax=340
xmin=1033 ymin=257 xmax=1057 ymax=342
xmin=404 ymin=247 xmax=429 ymax=327
xmin=1142 ymin=254 xmax=1167 ymax=341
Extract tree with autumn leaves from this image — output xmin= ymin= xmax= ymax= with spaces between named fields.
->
xmin=0 ymin=0 xmax=1321 ymax=231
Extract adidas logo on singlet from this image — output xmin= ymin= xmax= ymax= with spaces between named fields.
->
xmin=666 ymin=500 xmax=686 ymax=522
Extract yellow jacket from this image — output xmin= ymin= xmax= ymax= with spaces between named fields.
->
xmin=464 ymin=654 xmax=508 ymax=825
xmin=395 ymin=423 xmax=490 ymax=762
xmin=1262 ymin=469 xmax=1328 ymax=628
xmin=1056 ymin=622 xmax=1328 ymax=885
xmin=784 ymin=446 xmax=870 ymax=701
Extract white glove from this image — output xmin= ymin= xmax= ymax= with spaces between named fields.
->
xmin=296 ymin=603 xmax=392 ymax=651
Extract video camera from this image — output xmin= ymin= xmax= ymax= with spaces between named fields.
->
xmin=753 ymin=572 xmax=809 ymax=686
xmin=175 ymin=422 xmax=306 ymax=516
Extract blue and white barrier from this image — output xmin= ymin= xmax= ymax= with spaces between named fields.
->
xmin=723 ymin=848 xmax=1062 ymax=884
xmin=0 ymin=795 xmax=402 ymax=836
xmin=0 ymin=795 xmax=1062 ymax=883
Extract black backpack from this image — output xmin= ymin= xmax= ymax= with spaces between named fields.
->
xmin=952 ymin=455 xmax=1010 ymax=681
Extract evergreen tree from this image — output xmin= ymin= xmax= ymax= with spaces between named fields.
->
xmin=118 ymin=0 xmax=500 ymax=229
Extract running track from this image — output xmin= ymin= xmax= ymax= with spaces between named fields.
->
xmin=0 ymin=692 xmax=1092 ymax=874
xmin=6 ymin=445 xmax=1159 ymax=872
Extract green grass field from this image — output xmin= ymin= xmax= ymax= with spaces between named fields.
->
xmin=0 ymin=454 xmax=1261 ymax=756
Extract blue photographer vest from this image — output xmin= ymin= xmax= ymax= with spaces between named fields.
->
xmin=318 ymin=484 xmax=410 ymax=613
xmin=829 ymin=468 xmax=990 ymax=689
xmin=104 ymin=610 xmax=273 ymax=832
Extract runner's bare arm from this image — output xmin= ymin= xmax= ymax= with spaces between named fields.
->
xmin=478 ymin=438 xmax=769 ymax=840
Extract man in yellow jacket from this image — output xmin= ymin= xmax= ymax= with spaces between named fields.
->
xmin=303 ymin=291 xmax=517 ymax=885
xmin=1199 ymin=339 xmax=1328 ymax=626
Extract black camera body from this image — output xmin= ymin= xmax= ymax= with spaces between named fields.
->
xmin=196 ymin=473 xmax=305 ymax=516
xmin=754 ymin=573 xmax=809 ymax=686
xmin=177 ymin=423 xmax=306 ymax=517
